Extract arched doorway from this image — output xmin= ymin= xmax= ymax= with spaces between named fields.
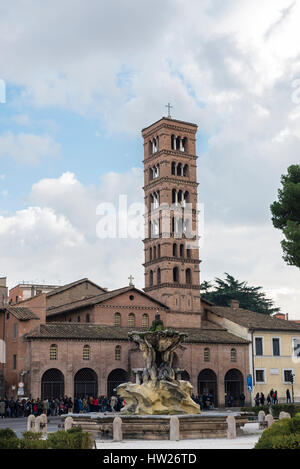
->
xmin=41 ymin=369 xmax=64 ymax=400
xmin=107 ymin=369 xmax=128 ymax=398
xmin=198 ymin=369 xmax=218 ymax=407
xmin=74 ymin=368 xmax=98 ymax=398
xmin=224 ymin=369 xmax=244 ymax=406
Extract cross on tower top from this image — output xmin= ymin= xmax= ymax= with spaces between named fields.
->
xmin=128 ymin=274 xmax=135 ymax=286
xmin=165 ymin=103 xmax=173 ymax=118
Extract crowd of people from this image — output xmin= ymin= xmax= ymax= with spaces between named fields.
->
xmin=0 ymin=394 xmax=125 ymax=419
xmin=254 ymin=389 xmax=292 ymax=406
xmin=191 ymin=393 xmax=215 ymax=410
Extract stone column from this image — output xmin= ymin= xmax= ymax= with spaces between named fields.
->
xmin=27 ymin=415 xmax=36 ymax=432
xmin=64 ymin=416 xmax=74 ymax=431
xmin=170 ymin=416 xmax=180 ymax=441
xmin=226 ymin=415 xmax=236 ymax=439
xmin=265 ymin=414 xmax=274 ymax=428
xmin=258 ymin=410 xmax=266 ymax=430
xmin=40 ymin=414 xmax=47 ymax=435
xmin=113 ymin=416 xmax=122 ymax=442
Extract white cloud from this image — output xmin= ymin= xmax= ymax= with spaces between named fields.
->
xmin=0 ymin=1 xmax=299 ymax=317
xmin=0 ymin=132 xmax=61 ymax=164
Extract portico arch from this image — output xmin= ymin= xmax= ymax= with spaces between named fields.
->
xmin=41 ymin=368 xmax=65 ymax=400
xmin=107 ymin=368 xmax=128 ymax=398
xmin=198 ymin=369 xmax=218 ymax=406
xmin=74 ymin=368 xmax=98 ymax=398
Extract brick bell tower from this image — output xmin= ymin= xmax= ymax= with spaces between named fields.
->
xmin=142 ymin=115 xmax=201 ymax=323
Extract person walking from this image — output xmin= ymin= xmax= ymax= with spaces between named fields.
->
xmin=0 ymin=399 xmax=5 ymax=419
xmin=255 ymin=393 xmax=260 ymax=407
xmin=286 ymin=389 xmax=291 ymax=404
xmin=239 ymin=392 xmax=245 ymax=407
xmin=260 ymin=393 xmax=265 ymax=406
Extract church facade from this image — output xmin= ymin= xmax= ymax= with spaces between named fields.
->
xmin=0 ymin=116 xmax=253 ymax=407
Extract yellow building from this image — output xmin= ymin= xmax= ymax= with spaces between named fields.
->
xmin=203 ymin=299 xmax=300 ymax=404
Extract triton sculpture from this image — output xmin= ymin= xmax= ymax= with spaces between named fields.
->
xmin=117 ymin=314 xmax=201 ymax=415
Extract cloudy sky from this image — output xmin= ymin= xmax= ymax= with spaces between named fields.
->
xmin=0 ymin=0 xmax=300 ymax=317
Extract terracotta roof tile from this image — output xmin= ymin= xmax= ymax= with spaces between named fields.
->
xmin=25 ymin=323 xmax=249 ymax=344
xmin=2 ymin=306 xmax=39 ymax=321
xmin=210 ymin=306 xmax=300 ymax=332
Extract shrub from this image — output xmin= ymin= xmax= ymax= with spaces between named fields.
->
xmin=0 ymin=428 xmax=18 ymax=439
xmin=0 ymin=438 xmax=20 ymax=449
xmin=22 ymin=431 xmax=43 ymax=441
xmin=47 ymin=427 xmax=93 ymax=449
xmin=255 ymin=413 xmax=300 ymax=449
xmin=19 ymin=439 xmax=50 ymax=450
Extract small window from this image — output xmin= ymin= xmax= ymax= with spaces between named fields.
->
xmin=115 ymin=345 xmax=121 ymax=361
xmin=204 ymin=348 xmax=210 ymax=362
xmin=255 ymin=337 xmax=263 ymax=356
xmin=13 ymin=354 xmax=17 ymax=370
xmin=86 ymin=314 xmax=90 ymax=323
xmin=128 ymin=313 xmax=135 ymax=328
xmin=13 ymin=324 xmax=18 ymax=339
xmin=77 ymin=316 xmax=81 ymax=323
xmin=83 ymin=345 xmax=90 ymax=360
xmin=255 ymin=369 xmax=265 ymax=383
xmin=231 ymin=348 xmax=237 ymax=362
xmin=272 ymin=338 xmax=280 ymax=356
xmin=50 ymin=344 xmax=58 ymax=360
xmin=142 ymin=314 xmax=149 ymax=329
xmin=114 ymin=313 xmax=121 ymax=327
xmin=129 ymin=295 xmax=134 ymax=301
xmin=283 ymin=369 xmax=294 ymax=384
xmin=6 ymin=312 xmax=10 ymax=320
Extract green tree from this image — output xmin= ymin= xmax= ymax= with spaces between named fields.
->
xmin=271 ymin=164 xmax=300 ymax=268
xmin=200 ymin=273 xmax=279 ymax=315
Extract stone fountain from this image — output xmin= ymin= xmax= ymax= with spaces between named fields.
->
xmin=117 ymin=315 xmax=200 ymax=415
xmin=63 ymin=315 xmax=248 ymax=439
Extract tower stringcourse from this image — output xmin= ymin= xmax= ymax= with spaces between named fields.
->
xmin=142 ymin=116 xmax=201 ymax=315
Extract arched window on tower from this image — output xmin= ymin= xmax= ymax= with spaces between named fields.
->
xmin=149 ymin=247 xmax=152 ymax=261
xmin=186 ymin=268 xmax=192 ymax=284
xmin=173 ymin=243 xmax=177 ymax=257
xmin=177 ymin=163 xmax=182 ymax=176
xmin=171 ymin=135 xmax=176 ymax=150
xmin=183 ymin=164 xmax=189 ymax=177
xmin=153 ymin=246 xmax=156 ymax=259
xmin=149 ymin=140 xmax=152 ymax=155
xmin=157 ymin=268 xmax=161 ymax=285
xmin=157 ymin=244 xmax=161 ymax=258
xmin=173 ymin=267 xmax=179 ymax=283
xmin=182 ymin=137 xmax=187 ymax=152
xmin=149 ymin=270 xmax=154 ymax=286
xmin=180 ymin=244 xmax=184 ymax=258
xmin=172 ymin=189 xmax=177 ymax=204
xmin=171 ymin=162 xmax=176 ymax=175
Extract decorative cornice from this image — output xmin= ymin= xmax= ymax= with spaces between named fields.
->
xmin=143 ymin=257 xmax=201 ymax=267
xmin=144 ymin=283 xmax=201 ymax=292
xmin=143 ymin=176 xmax=198 ymax=191
xmin=143 ymin=149 xmax=197 ymax=164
